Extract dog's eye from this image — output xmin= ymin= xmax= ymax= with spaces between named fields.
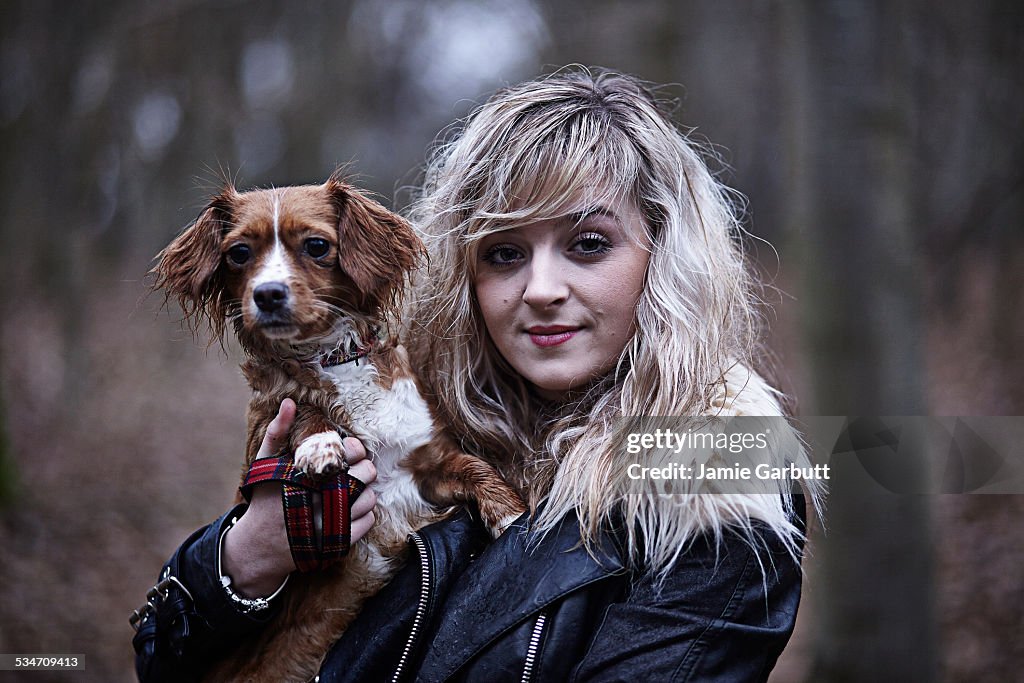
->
xmin=227 ymin=244 xmax=251 ymax=265
xmin=304 ymin=238 xmax=330 ymax=258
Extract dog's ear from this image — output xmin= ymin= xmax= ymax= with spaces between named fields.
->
xmin=152 ymin=188 xmax=238 ymax=336
xmin=326 ymin=174 xmax=425 ymax=317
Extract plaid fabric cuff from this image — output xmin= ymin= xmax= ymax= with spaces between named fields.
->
xmin=240 ymin=455 xmax=366 ymax=572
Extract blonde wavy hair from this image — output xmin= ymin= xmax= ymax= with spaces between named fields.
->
xmin=406 ymin=67 xmax=819 ymax=573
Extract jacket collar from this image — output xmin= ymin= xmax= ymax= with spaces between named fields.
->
xmin=415 ymin=509 xmax=626 ymax=682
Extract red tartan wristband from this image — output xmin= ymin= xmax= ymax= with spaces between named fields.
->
xmin=240 ymin=455 xmax=367 ymax=573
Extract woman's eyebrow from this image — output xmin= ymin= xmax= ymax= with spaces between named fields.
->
xmin=566 ymin=206 xmax=620 ymax=225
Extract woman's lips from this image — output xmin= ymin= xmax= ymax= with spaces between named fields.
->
xmin=527 ymin=326 xmax=580 ymax=347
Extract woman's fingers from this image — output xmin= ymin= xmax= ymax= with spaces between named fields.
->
xmin=350 ymin=484 xmax=377 ymax=519
xmin=342 ymin=436 xmax=367 ymax=464
xmin=256 ymin=398 xmax=296 ymax=460
xmin=348 ymin=457 xmax=376 ymax=486
xmin=349 ymin=486 xmax=377 ymax=544
xmin=346 ymin=443 xmax=377 ymax=543
xmin=351 ymin=509 xmax=376 ymax=544
xmin=228 ymin=408 xmax=377 ymax=588
xmin=258 ymin=412 xmax=364 ymax=465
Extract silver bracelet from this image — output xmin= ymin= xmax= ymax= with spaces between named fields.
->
xmin=217 ymin=515 xmax=290 ymax=614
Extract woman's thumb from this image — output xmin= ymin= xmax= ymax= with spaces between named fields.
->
xmin=256 ymin=398 xmax=296 ymax=459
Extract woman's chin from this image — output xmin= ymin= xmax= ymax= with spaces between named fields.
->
xmin=525 ymin=373 xmax=593 ymax=402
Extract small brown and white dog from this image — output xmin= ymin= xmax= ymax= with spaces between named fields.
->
xmin=154 ymin=171 xmax=524 ymax=682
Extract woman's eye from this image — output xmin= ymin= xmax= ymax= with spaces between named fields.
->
xmin=304 ymin=238 xmax=331 ymax=258
xmin=572 ymin=233 xmax=612 ymax=256
xmin=226 ymin=244 xmax=251 ymax=265
xmin=482 ymin=244 xmax=523 ymax=266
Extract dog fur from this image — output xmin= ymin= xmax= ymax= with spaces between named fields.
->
xmin=153 ymin=171 xmax=524 ymax=682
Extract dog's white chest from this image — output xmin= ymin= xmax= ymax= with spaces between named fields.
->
xmin=323 ymin=361 xmax=434 ymax=456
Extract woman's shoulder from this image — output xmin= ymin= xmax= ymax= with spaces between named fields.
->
xmin=616 ymin=361 xmax=816 ymax=574
xmin=705 ymin=361 xmax=786 ymax=418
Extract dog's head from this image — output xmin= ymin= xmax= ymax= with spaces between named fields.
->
xmin=153 ymin=171 xmax=423 ymax=347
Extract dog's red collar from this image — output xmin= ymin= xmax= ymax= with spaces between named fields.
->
xmin=320 ymin=345 xmax=371 ymax=368
xmin=319 ymin=329 xmax=378 ymax=368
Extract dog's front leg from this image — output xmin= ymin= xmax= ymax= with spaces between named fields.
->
xmin=410 ymin=432 xmax=526 ymax=538
xmin=291 ymin=407 xmax=348 ymax=476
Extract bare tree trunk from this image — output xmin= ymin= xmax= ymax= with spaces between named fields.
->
xmin=785 ymin=1 xmax=936 ymax=680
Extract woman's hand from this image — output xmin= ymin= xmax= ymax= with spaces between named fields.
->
xmin=221 ymin=399 xmax=378 ymax=598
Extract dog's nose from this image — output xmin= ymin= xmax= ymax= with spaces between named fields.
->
xmin=254 ymin=282 xmax=289 ymax=312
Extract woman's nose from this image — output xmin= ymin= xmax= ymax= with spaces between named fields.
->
xmin=522 ymin=252 xmax=569 ymax=307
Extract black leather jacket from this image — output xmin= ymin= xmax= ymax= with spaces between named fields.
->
xmin=134 ymin=500 xmax=805 ymax=682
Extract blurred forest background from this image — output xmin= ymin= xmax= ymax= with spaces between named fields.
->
xmin=1 ymin=1 xmax=1022 ymax=680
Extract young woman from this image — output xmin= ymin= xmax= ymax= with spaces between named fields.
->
xmin=134 ymin=68 xmax=820 ymax=682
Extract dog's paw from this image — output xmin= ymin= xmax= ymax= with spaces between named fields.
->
xmin=486 ymin=511 xmax=525 ymax=539
xmin=295 ymin=431 xmax=347 ymax=476
xmin=481 ymin=500 xmax=527 ymax=539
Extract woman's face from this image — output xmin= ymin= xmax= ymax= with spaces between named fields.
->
xmin=473 ymin=195 xmax=651 ymax=401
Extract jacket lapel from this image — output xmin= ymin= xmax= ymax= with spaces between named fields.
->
xmin=416 ymin=511 xmax=625 ymax=682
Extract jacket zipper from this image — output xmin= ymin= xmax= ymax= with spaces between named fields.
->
xmin=391 ymin=531 xmax=432 ymax=683
xmin=520 ymin=610 xmax=548 ymax=683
